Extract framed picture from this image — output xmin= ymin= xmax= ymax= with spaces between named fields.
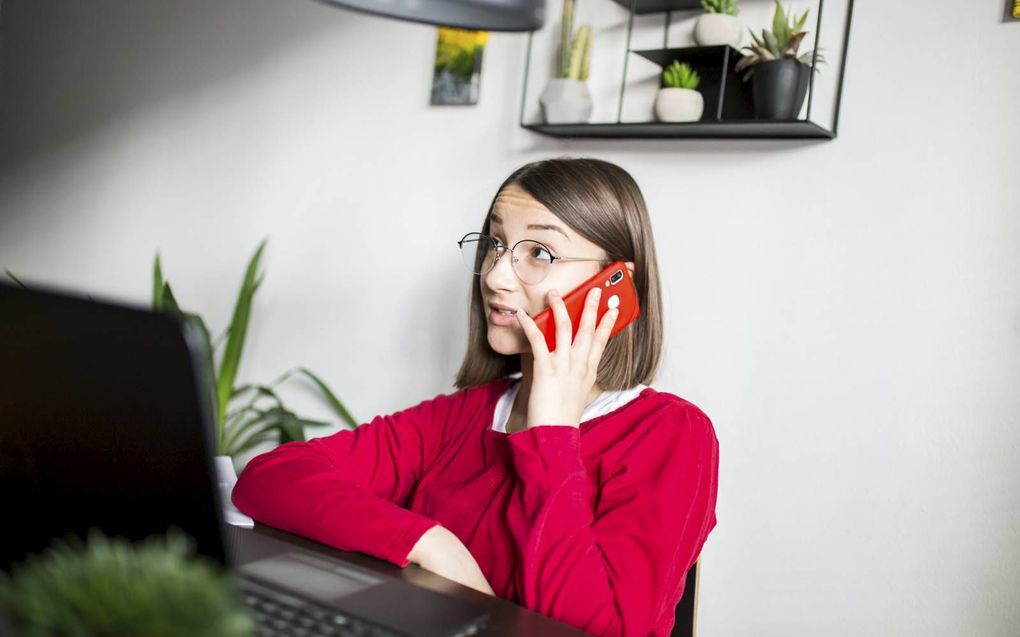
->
xmin=430 ymin=27 xmax=487 ymax=106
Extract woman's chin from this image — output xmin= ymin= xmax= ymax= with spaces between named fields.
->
xmin=487 ymin=330 xmax=526 ymax=355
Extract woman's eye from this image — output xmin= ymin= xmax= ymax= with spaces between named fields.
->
xmin=529 ymin=245 xmax=554 ymax=262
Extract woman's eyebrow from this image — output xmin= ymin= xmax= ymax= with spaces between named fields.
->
xmin=490 ymin=214 xmax=572 ymax=242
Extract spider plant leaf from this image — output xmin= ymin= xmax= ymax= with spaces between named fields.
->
xmin=182 ymin=310 xmax=219 ymax=445
xmin=215 ymin=240 xmax=267 ymax=434
xmin=4 ymin=269 xmax=27 ymax=288
xmin=295 ymin=367 xmax=359 ymax=429
xmin=153 ymin=254 xmax=164 ymax=311
xmin=228 ymin=428 xmax=279 ymax=457
xmin=223 ymin=411 xmax=274 ymax=456
xmin=161 ymin=282 xmax=181 ymax=315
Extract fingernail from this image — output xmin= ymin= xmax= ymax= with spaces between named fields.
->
xmin=550 ymin=289 xmax=560 ymax=298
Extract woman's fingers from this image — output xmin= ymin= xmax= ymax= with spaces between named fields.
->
xmin=548 ymin=290 xmax=573 ymax=357
xmin=514 ymin=306 xmax=550 ymax=365
xmin=588 ymin=307 xmax=619 ymax=369
xmin=571 ymin=287 xmax=601 ymax=356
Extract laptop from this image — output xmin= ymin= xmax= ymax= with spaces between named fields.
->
xmin=0 ymin=281 xmax=489 ymax=637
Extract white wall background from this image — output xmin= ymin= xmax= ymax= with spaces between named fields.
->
xmin=2 ymin=1 xmax=1018 ymax=635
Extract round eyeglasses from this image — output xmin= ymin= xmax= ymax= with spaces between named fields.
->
xmin=457 ymin=232 xmax=606 ymax=285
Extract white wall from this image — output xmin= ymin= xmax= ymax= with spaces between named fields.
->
xmin=2 ymin=1 xmax=1018 ymax=635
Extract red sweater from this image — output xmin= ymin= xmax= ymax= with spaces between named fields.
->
xmin=233 ymin=376 xmax=719 ymax=637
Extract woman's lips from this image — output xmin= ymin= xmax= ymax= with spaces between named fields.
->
xmin=488 ymin=309 xmax=518 ymax=326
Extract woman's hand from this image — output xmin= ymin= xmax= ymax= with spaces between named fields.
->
xmin=406 ymin=526 xmax=495 ymax=596
xmin=515 ymin=287 xmax=619 ymax=429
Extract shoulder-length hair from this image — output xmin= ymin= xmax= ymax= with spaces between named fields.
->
xmin=454 ymin=157 xmax=664 ymax=391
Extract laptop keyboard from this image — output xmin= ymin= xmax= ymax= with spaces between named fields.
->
xmin=240 ymin=579 xmax=405 ymax=637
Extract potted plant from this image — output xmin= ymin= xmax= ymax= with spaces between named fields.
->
xmin=153 ymin=240 xmax=358 ymax=526
xmin=734 ymin=0 xmax=825 ymax=120
xmin=694 ymin=0 xmax=742 ymax=48
xmin=0 ymin=529 xmax=253 ymax=637
xmin=539 ymin=0 xmax=593 ymax=124
xmin=654 ymin=61 xmax=703 ymax=123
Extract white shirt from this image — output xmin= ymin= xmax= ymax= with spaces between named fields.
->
xmin=491 ymin=372 xmax=649 ymax=433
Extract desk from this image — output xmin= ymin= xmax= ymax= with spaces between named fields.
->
xmin=227 ymin=524 xmax=593 ymax=637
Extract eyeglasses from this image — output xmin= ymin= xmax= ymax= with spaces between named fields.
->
xmin=457 ymin=232 xmax=606 ymax=284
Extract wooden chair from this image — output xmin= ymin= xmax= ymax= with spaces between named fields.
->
xmin=671 ymin=559 xmax=702 ymax=637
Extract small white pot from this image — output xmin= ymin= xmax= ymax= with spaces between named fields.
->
xmin=654 ymin=88 xmax=704 ymax=123
xmin=539 ymin=78 xmax=593 ymax=125
xmin=694 ymin=13 xmax=743 ymax=48
xmin=214 ymin=455 xmax=254 ymax=527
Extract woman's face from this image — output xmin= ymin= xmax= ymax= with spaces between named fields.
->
xmin=479 ymin=184 xmax=609 ymax=356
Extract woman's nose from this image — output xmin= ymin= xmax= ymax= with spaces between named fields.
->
xmin=484 ymin=246 xmax=518 ymax=288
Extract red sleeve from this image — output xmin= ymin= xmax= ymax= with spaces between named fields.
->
xmin=231 ymin=392 xmax=456 ymax=568
xmin=505 ymin=404 xmax=719 ymax=637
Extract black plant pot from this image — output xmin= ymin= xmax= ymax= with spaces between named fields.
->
xmin=751 ymin=59 xmax=809 ymax=120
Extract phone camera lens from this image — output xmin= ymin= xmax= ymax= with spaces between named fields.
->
xmin=610 ymin=271 xmax=623 ymax=284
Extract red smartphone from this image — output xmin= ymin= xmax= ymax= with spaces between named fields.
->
xmin=531 ymin=261 xmax=640 ymax=352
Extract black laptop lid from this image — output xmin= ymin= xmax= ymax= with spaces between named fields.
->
xmin=0 ymin=282 xmax=228 ymax=572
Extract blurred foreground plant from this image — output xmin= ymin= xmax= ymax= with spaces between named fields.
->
xmin=0 ymin=529 xmax=253 ymax=637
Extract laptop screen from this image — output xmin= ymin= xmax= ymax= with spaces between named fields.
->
xmin=0 ymin=282 xmax=228 ymax=572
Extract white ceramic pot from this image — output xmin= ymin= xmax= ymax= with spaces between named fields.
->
xmin=215 ymin=455 xmax=254 ymax=527
xmin=654 ymin=88 xmax=704 ymax=122
xmin=694 ymin=13 xmax=742 ymax=48
xmin=539 ymin=78 xmax=593 ymax=124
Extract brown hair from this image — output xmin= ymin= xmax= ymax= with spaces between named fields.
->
xmin=453 ymin=157 xmax=663 ymax=391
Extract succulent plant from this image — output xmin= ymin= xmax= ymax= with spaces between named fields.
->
xmin=701 ymin=0 xmax=738 ymax=16
xmin=558 ymin=0 xmax=592 ymax=81
xmin=734 ymin=0 xmax=825 ymax=79
xmin=662 ymin=61 xmax=700 ymax=90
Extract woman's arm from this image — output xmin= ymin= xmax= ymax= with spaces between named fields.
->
xmin=506 ymin=404 xmax=719 ymax=637
xmin=407 ymin=526 xmax=495 ymax=596
xmin=232 ymin=391 xmax=457 ymax=567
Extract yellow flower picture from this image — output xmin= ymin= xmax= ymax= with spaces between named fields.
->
xmin=431 ymin=27 xmax=487 ymax=105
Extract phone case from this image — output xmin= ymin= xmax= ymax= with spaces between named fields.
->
xmin=531 ymin=260 xmax=640 ymax=352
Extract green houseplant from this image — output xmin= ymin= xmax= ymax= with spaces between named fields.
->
xmin=153 ymin=240 xmax=358 ymax=463
xmin=694 ymin=0 xmax=742 ymax=47
xmin=539 ymin=0 xmax=594 ymax=124
xmin=153 ymin=241 xmax=358 ymax=524
xmin=5 ymin=243 xmax=356 ymax=463
xmin=734 ymin=0 xmax=825 ymax=119
xmin=654 ymin=62 xmax=704 ymax=123
xmin=0 ymin=529 xmax=253 ymax=637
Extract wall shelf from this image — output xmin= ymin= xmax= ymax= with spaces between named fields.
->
xmin=607 ymin=0 xmax=702 ymax=15
xmin=523 ymin=120 xmax=835 ymax=139
xmin=518 ymin=0 xmax=855 ymax=140
xmin=635 ymin=45 xmax=753 ymax=121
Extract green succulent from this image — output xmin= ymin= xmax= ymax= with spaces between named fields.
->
xmin=0 ymin=529 xmax=253 ymax=637
xmin=662 ymin=61 xmax=700 ymax=90
xmin=559 ymin=0 xmax=592 ymax=80
xmin=701 ymin=0 xmax=738 ymax=16
xmin=734 ymin=0 xmax=826 ymax=80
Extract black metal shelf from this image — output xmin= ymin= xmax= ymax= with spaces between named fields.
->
xmin=607 ymin=0 xmax=702 ymax=15
xmin=634 ymin=45 xmax=752 ymax=121
xmin=518 ymin=0 xmax=854 ymax=140
xmin=523 ymin=120 xmax=835 ymax=139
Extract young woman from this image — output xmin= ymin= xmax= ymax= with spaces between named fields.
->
xmin=233 ymin=158 xmax=720 ymax=637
